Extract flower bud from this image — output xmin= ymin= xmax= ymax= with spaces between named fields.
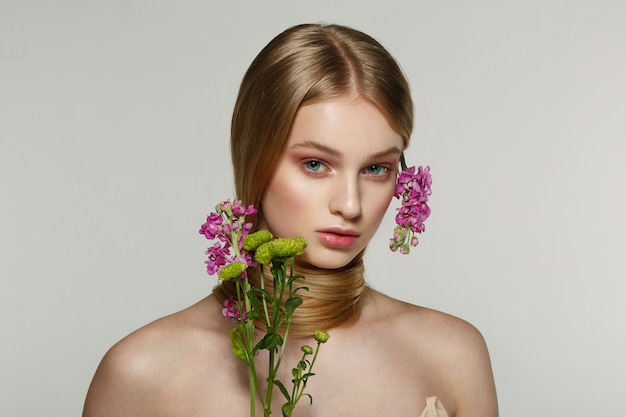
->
xmin=218 ymin=261 xmax=247 ymax=280
xmin=253 ymin=242 xmax=273 ymax=265
xmin=301 ymin=345 xmax=313 ymax=355
xmin=314 ymin=330 xmax=330 ymax=344
xmin=243 ymin=230 xmax=273 ymax=251
xmin=271 ymin=237 xmax=307 ymax=258
xmin=219 ymin=200 xmax=233 ymax=217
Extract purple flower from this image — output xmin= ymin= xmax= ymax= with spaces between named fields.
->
xmin=390 ymin=164 xmax=432 ymax=254
xmin=200 ymin=199 xmax=259 ymax=279
xmin=232 ymin=202 xmax=257 ymax=217
xmin=205 ymin=242 xmax=230 ymax=275
xmin=199 ymin=212 xmax=224 ymax=240
xmin=222 ymin=296 xmax=245 ymax=319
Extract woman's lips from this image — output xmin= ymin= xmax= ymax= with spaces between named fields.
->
xmin=316 ymin=229 xmax=360 ymax=248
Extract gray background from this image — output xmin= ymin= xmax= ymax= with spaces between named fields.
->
xmin=2 ymin=1 xmax=625 ymax=416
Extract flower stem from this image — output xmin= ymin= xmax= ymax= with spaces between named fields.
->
xmin=259 ymin=267 xmax=271 ymax=329
xmin=399 ymin=151 xmax=408 ymax=171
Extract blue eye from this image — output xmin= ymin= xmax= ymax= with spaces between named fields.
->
xmin=304 ymin=160 xmax=324 ymax=172
xmin=365 ymin=165 xmax=388 ymax=175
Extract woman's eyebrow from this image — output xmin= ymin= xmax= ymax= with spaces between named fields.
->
xmin=290 ymin=141 xmax=402 ymax=160
xmin=290 ymin=140 xmax=343 ymax=159
xmin=368 ymin=146 xmax=403 ymax=159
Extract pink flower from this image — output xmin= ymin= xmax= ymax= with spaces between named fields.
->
xmin=200 ymin=199 xmax=259 ymax=279
xmin=390 ymin=164 xmax=432 ymax=254
xmin=222 ymin=295 xmax=245 ymax=319
xmin=199 ymin=212 xmax=224 ymax=240
xmin=232 ymin=201 xmax=257 ymax=217
xmin=205 ymin=242 xmax=230 ymax=275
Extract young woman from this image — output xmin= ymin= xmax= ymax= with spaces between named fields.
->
xmin=83 ymin=23 xmax=498 ymax=417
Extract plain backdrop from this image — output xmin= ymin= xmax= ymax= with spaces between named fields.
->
xmin=1 ymin=1 xmax=625 ymax=416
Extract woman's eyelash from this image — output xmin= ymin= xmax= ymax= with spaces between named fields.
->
xmin=301 ymin=160 xmax=393 ymax=177
xmin=365 ymin=165 xmax=389 ymax=175
xmin=303 ymin=159 xmax=326 ymax=172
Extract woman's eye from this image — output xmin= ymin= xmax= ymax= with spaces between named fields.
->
xmin=365 ymin=165 xmax=388 ymax=176
xmin=303 ymin=160 xmax=325 ymax=172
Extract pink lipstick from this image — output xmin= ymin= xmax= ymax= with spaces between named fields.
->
xmin=316 ymin=228 xmax=359 ymax=248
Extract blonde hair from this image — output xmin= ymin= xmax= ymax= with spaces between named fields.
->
xmin=214 ymin=23 xmax=414 ymax=336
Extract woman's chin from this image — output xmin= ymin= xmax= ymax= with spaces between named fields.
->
xmin=296 ymin=250 xmax=360 ymax=271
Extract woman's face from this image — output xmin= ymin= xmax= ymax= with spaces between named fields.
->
xmin=259 ymin=97 xmax=403 ymax=269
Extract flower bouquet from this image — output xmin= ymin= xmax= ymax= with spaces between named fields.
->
xmin=199 ymin=200 xmax=329 ymax=417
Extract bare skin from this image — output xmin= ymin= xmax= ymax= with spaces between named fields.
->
xmin=83 ymin=289 xmax=498 ymax=417
xmin=84 ymin=99 xmax=497 ymax=416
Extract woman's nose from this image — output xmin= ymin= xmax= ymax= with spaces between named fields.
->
xmin=329 ymin=176 xmax=362 ymax=219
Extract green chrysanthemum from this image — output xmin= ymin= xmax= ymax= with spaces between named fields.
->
xmin=314 ymin=330 xmax=330 ymax=344
xmin=218 ymin=261 xmax=247 ymax=281
xmin=243 ymin=229 xmax=273 ymax=251
xmin=253 ymin=237 xmax=307 ymax=265
xmin=254 ymin=242 xmax=274 ymax=265
xmin=271 ymin=237 xmax=307 ymax=258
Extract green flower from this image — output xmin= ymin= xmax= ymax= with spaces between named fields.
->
xmin=271 ymin=237 xmax=307 ymax=258
xmin=253 ymin=242 xmax=274 ymax=265
xmin=253 ymin=237 xmax=307 ymax=265
xmin=218 ymin=261 xmax=247 ymax=281
xmin=243 ymin=229 xmax=273 ymax=251
xmin=314 ymin=330 xmax=330 ymax=344
xmin=301 ymin=345 xmax=313 ymax=355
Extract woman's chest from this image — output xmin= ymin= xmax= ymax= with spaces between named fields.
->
xmin=170 ymin=351 xmax=439 ymax=417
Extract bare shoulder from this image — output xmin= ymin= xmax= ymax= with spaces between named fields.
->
xmin=364 ymin=290 xmax=499 ymax=416
xmin=365 ymin=290 xmax=486 ymax=347
xmin=82 ymin=296 xmax=231 ymax=417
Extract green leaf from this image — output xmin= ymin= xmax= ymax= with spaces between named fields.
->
xmin=247 ymin=291 xmax=261 ymax=312
xmin=285 ymin=297 xmax=303 ymax=316
xmin=246 ymin=309 xmax=263 ymax=320
xmin=271 ymin=264 xmax=286 ymax=286
xmin=250 ymin=286 xmax=270 ymax=299
xmin=273 ymin=380 xmax=290 ymax=401
xmin=282 ymin=402 xmax=295 ymax=417
xmin=287 ymin=274 xmax=305 ymax=286
xmin=254 ymin=331 xmax=283 ymax=351
xmin=293 ymin=286 xmax=309 ymax=294
xmin=227 ymin=328 xmax=247 ymax=362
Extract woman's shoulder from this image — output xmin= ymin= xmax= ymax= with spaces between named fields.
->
xmin=101 ymin=296 xmax=226 ymax=366
xmin=367 ymin=289 xmax=491 ymax=363
xmin=83 ymin=296 xmax=232 ymax=416
xmin=362 ymin=290 xmax=498 ymax=416
xmin=365 ymin=289 xmax=484 ymax=341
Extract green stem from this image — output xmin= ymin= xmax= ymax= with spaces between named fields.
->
xmin=400 ymin=151 xmax=408 ymax=171
xmin=273 ymin=262 xmax=291 ymax=373
xmin=291 ymin=341 xmax=322 ymax=407
xmin=264 ymin=348 xmax=276 ymax=416
xmin=259 ymin=267 xmax=271 ymax=329
xmin=248 ymin=360 xmax=256 ymax=417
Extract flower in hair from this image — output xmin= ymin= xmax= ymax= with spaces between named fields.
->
xmin=390 ymin=155 xmax=432 ymax=254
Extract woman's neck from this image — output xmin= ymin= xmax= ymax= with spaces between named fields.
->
xmin=213 ymin=257 xmax=368 ymax=337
